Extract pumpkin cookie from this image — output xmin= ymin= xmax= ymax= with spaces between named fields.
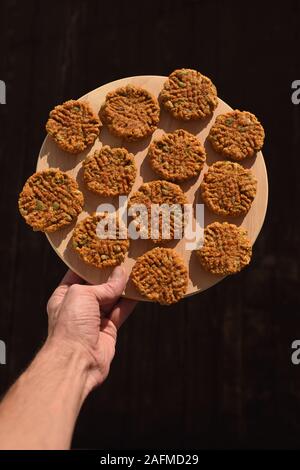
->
xmin=196 ymin=222 xmax=252 ymax=275
xmin=200 ymin=161 xmax=257 ymax=217
xmin=100 ymin=85 xmax=160 ymax=141
xmin=83 ymin=145 xmax=137 ymax=196
xmin=128 ymin=180 xmax=187 ymax=243
xmin=160 ymin=68 xmax=218 ymax=120
xmin=46 ymin=100 xmax=101 ymax=154
xmin=18 ymin=169 xmax=84 ymax=233
xmin=208 ymin=110 xmax=265 ymax=161
xmin=72 ymin=213 xmax=129 ymax=268
xmin=149 ymin=129 xmax=206 ymax=182
xmin=131 ymin=247 xmax=188 ymax=305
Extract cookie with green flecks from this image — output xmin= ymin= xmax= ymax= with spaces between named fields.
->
xmin=196 ymin=222 xmax=252 ymax=275
xmin=46 ymin=99 xmax=101 ymax=154
xmin=18 ymin=168 xmax=84 ymax=232
xmin=159 ymin=68 xmax=218 ymax=120
xmin=100 ymin=85 xmax=160 ymax=141
xmin=128 ymin=180 xmax=187 ymax=243
xmin=208 ymin=110 xmax=265 ymax=161
xmin=83 ymin=145 xmax=137 ymax=196
xmin=72 ymin=213 xmax=129 ymax=269
xmin=131 ymin=247 xmax=188 ymax=305
xmin=148 ymin=129 xmax=206 ymax=182
xmin=200 ymin=161 xmax=257 ymax=216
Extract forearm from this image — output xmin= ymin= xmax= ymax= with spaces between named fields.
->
xmin=0 ymin=338 xmax=92 ymax=450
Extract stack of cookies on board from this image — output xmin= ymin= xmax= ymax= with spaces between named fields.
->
xmin=18 ymin=69 xmax=265 ymax=305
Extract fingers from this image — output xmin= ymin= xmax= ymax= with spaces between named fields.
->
xmin=59 ymin=269 xmax=85 ymax=287
xmin=108 ymin=298 xmax=137 ymax=329
xmin=47 ymin=270 xmax=83 ymax=315
xmin=89 ymin=266 xmax=127 ymax=305
xmin=47 ymin=270 xmax=86 ymax=316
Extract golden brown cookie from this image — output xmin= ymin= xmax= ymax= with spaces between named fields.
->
xmin=149 ymin=129 xmax=206 ymax=182
xmin=200 ymin=161 xmax=257 ymax=217
xmin=46 ymin=100 xmax=101 ymax=154
xmin=18 ymin=169 xmax=84 ymax=233
xmin=131 ymin=247 xmax=188 ymax=305
xmin=72 ymin=213 xmax=129 ymax=268
xmin=208 ymin=110 xmax=265 ymax=161
xmin=196 ymin=222 xmax=252 ymax=275
xmin=159 ymin=68 xmax=218 ymax=120
xmin=83 ymin=145 xmax=137 ymax=196
xmin=100 ymin=85 xmax=160 ymax=141
xmin=128 ymin=180 xmax=187 ymax=243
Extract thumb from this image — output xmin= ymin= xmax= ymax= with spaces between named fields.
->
xmin=90 ymin=266 xmax=127 ymax=305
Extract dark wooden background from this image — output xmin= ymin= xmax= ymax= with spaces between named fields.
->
xmin=0 ymin=0 xmax=300 ymax=449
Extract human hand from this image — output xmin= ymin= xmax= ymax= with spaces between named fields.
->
xmin=46 ymin=267 xmax=136 ymax=394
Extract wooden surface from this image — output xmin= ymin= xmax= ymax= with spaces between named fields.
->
xmin=0 ymin=0 xmax=300 ymax=450
xmin=37 ymin=76 xmax=268 ymax=300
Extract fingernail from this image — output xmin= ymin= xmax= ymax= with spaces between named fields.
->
xmin=109 ymin=266 xmax=125 ymax=281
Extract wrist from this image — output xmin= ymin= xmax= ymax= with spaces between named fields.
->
xmin=43 ymin=336 xmax=98 ymax=399
xmin=44 ymin=335 xmax=96 ymax=368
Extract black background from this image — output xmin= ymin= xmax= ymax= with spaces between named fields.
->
xmin=0 ymin=0 xmax=300 ymax=450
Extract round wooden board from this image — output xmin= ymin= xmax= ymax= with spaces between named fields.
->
xmin=37 ymin=75 xmax=268 ymax=301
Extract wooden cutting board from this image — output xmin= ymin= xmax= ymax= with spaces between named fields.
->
xmin=36 ymin=75 xmax=268 ymax=301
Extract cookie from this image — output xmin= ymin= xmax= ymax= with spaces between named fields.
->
xmin=159 ymin=68 xmax=218 ymax=120
xmin=128 ymin=180 xmax=188 ymax=243
xmin=200 ymin=161 xmax=257 ymax=217
xmin=83 ymin=145 xmax=137 ymax=196
xmin=131 ymin=247 xmax=188 ymax=305
xmin=100 ymin=85 xmax=160 ymax=141
xmin=208 ymin=110 xmax=265 ymax=161
xmin=149 ymin=129 xmax=206 ymax=182
xmin=46 ymin=99 xmax=101 ymax=154
xmin=196 ymin=222 xmax=252 ymax=275
xmin=72 ymin=213 xmax=129 ymax=268
xmin=18 ymin=169 xmax=84 ymax=233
